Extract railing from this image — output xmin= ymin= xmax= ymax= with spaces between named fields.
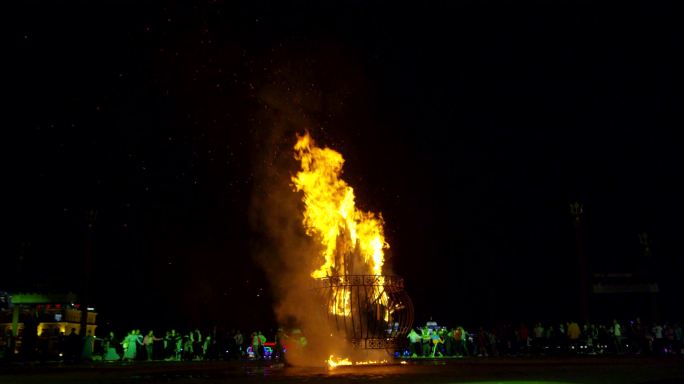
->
xmin=314 ymin=275 xmax=405 ymax=290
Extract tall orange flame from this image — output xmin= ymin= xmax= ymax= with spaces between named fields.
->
xmin=292 ymin=133 xmax=389 ymax=317
xmin=292 ymin=133 xmax=388 ymax=279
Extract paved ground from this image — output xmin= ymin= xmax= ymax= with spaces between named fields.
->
xmin=1 ymin=356 xmax=683 ymax=384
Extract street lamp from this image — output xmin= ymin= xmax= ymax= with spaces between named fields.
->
xmin=570 ymin=201 xmax=589 ymax=323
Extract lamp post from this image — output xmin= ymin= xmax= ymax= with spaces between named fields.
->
xmin=80 ymin=209 xmax=97 ymax=337
xmin=639 ymin=232 xmax=659 ymax=321
xmin=570 ymin=202 xmax=589 ymax=323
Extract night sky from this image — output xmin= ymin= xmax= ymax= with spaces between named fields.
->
xmin=7 ymin=1 xmax=683 ymax=331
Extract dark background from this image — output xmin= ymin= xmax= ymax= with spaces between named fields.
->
xmin=6 ymin=1 xmax=683 ymax=331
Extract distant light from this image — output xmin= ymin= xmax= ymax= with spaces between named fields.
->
xmin=87 ymin=307 xmax=95 ymax=311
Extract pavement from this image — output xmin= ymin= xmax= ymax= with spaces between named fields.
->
xmin=1 ymin=356 xmax=683 ymax=384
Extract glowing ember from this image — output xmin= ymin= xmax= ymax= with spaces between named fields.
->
xmin=292 ymin=133 xmax=390 ymax=317
xmin=326 ymin=355 xmax=389 ymax=369
xmin=354 ymin=359 xmax=389 ymax=365
xmin=326 ymin=355 xmax=352 ymax=368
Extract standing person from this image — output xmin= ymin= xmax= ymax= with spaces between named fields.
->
xmin=181 ymin=334 xmax=193 ymax=361
xmin=251 ymin=332 xmax=261 ymax=360
xmin=664 ymin=323 xmax=675 ymax=355
xmin=104 ymin=331 xmax=120 ymax=361
xmin=192 ymin=330 xmax=202 ymax=360
xmin=443 ymin=328 xmax=453 ymax=356
xmin=557 ymin=323 xmax=567 ymax=351
xmin=518 ymin=323 xmax=530 ymax=353
xmin=421 ymin=326 xmax=431 ymax=357
xmin=453 ymin=327 xmax=463 ymax=356
xmin=567 ymin=320 xmax=581 ymax=350
xmin=162 ymin=331 xmax=169 ymax=359
xmin=476 ymin=326 xmax=489 ymax=357
xmin=81 ymin=329 xmax=100 ymax=362
xmin=121 ymin=331 xmax=128 ymax=359
xmin=258 ymin=332 xmax=266 ymax=359
xmin=430 ymin=328 xmax=443 ymax=357
xmin=544 ymin=324 xmax=555 ymax=350
xmin=134 ymin=330 xmax=144 ymax=360
xmin=164 ymin=330 xmax=178 ymax=360
xmin=457 ymin=326 xmax=469 ymax=356
xmin=203 ymin=336 xmax=217 ymax=360
xmin=652 ymin=323 xmax=664 ymax=355
xmin=175 ymin=333 xmax=183 ymax=361
xmin=612 ymin=319 xmax=623 ymax=354
xmin=632 ymin=318 xmax=646 ymax=354
xmin=488 ymin=327 xmax=499 ymax=357
xmin=674 ymin=323 xmax=683 ymax=355
xmin=274 ymin=328 xmax=286 ymax=362
xmin=583 ymin=324 xmax=595 ymax=354
xmin=123 ymin=330 xmax=142 ymax=361
xmin=407 ymin=328 xmax=420 ymax=357
xmin=143 ymin=331 xmax=162 ymax=361
xmin=533 ymin=323 xmax=544 ymax=353
xmin=233 ymin=330 xmax=244 ymax=358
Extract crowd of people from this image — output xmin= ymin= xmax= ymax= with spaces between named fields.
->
xmin=3 ymin=316 xmax=683 ymax=364
xmin=405 ymin=318 xmax=684 ymax=358
xmin=0 ymin=327 xmax=287 ymax=363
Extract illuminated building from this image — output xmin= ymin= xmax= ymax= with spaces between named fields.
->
xmin=0 ymin=292 xmax=97 ymax=343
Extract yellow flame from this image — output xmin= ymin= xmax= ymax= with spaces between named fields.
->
xmin=354 ymin=359 xmax=388 ymax=365
xmin=292 ymin=132 xmax=388 ymax=280
xmin=326 ymin=355 xmax=388 ymax=369
xmin=326 ymin=355 xmax=352 ymax=368
xmin=293 ymin=133 xmax=392 ymax=319
xmin=331 ymin=287 xmax=351 ymax=317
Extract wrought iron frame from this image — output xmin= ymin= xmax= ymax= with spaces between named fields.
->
xmin=314 ymin=274 xmax=414 ymax=349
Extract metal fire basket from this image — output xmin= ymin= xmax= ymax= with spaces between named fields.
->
xmin=314 ymin=274 xmax=414 ymax=349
